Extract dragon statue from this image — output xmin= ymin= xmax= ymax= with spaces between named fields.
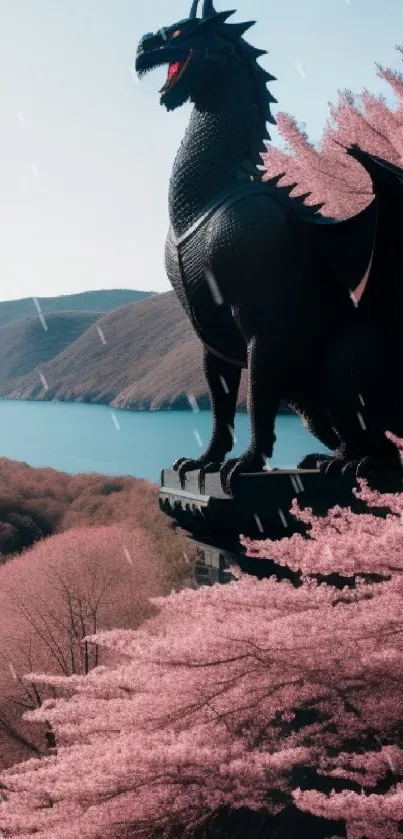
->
xmin=136 ymin=0 xmax=403 ymax=495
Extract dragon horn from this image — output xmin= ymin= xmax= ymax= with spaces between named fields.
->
xmin=189 ymin=0 xmax=200 ymax=17
xmin=202 ymin=0 xmax=216 ymax=16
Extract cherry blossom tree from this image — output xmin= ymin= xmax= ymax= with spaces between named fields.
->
xmin=261 ymin=48 xmax=403 ymax=218
xmin=0 ymin=523 xmax=177 ymax=771
xmin=0 ymin=471 xmax=402 ymax=839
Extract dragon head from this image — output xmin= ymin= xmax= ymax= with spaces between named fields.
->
xmin=135 ymin=0 xmax=255 ymax=111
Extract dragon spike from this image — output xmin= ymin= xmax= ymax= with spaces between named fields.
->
xmin=202 ymin=0 xmax=216 ymax=15
xmin=247 ymin=46 xmax=268 ymax=58
xmin=266 ymin=172 xmax=286 ymax=186
xmin=294 ymin=192 xmax=312 ymax=203
xmin=226 ymin=21 xmax=256 ymax=37
xmin=197 ymin=10 xmax=236 ymax=31
xmin=189 ymin=0 xmax=200 ymax=18
xmin=281 ymin=182 xmax=298 ymax=195
xmin=310 ymin=202 xmax=325 ymax=214
xmin=265 ymin=91 xmax=278 ymax=104
xmin=261 ymin=70 xmax=277 ymax=82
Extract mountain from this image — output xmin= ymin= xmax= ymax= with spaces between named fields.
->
xmin=0 ymin=292 xmax=249 ymax=410
xmin=0 ymin=291 xmax=295 ymax=413
xmin=0 ymin=289 xmax=155 ymax=328
xmin=0 ymin=313 xmax=101 ymax=385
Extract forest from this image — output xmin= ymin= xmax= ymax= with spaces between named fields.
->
xmin=0 ymin=44 xmax=402 ymax=839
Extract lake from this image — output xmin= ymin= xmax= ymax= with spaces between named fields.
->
xmin=0 ymin=400 xmax=329 ymax=483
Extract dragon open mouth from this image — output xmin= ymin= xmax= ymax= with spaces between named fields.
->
xmin=160 ymin=50 xmax=193 ymax=93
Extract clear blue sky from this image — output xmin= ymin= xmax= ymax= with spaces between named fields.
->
xmin=0 ymin=0 xmax=402 ymax=302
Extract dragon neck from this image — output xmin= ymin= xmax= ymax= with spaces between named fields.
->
xmin=168 ymin=53 xmax=273 ymax=236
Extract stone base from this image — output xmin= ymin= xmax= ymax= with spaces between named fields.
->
xmin=159 ymin=466 xmax=398 ymax=586
xmin=160 ymin=466 xmax=396 ymax=542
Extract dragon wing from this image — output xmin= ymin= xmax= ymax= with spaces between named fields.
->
xmin=298 ymin=144 xmax=403 ymax=328
xmin=346 ymin=145 xmax=403 ymax=329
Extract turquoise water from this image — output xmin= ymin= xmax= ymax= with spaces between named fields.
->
xmin=0 ymin=400 xmax=329 ymax=483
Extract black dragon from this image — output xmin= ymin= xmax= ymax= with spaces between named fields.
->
xmin=136 ymin=0 xmax=403 ymax=495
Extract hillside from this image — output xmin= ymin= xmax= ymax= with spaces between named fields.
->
xmin=0 ymin=456 xmax=193 ymax=771
xmin=0 ymin=289 xmax=155 ymax=328
xmin=0 ymin=292 xmax=250 ymax=410
xmin=0 ymin=312 xmax=101 ymax=385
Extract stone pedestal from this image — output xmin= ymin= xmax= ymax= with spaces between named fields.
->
xmin=159 ymin=467 xmax=397 ymax=587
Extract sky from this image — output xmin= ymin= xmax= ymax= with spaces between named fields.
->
xmin=0 ymin=0 xmax=402 ymax=303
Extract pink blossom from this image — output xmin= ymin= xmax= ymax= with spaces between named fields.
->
xmin=0 ymin=563 xmax=402 ymax=837
xmin=262 ymin=45 xmax=403 ymax=218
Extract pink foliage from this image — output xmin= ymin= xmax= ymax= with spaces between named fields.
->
xmin=0 ymin=492 xmax=402 ymax=838
xmin=241 ymin=476 xmax=403 ymax=579
xmin=0 ymin=524 xmax=171 ymax=771
xmin=261 ymin=46 xmax=403 ymax=218
xmin=323 ymin=89 xmax=402 ymax=164
xmin=0 ymin=523 xmax=167 ymax=673
xmin=261 ymin=110 xmax=371 ymax=217
xmin=376 ymin=58 xmax=403 ymax=114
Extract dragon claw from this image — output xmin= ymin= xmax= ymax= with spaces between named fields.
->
xmin=173 ymin=456 xmax=225 ymax=489
xmin=172 ymin=457 xmax=189 ymax=471
xmin=219 ymin=458 xmax=243 ymax=496
xmin=220 ymin=453 xmax=266 ymax=496
xmin=317 ymin=453 xmax=403 ymax=490
xmin=174 ymin=458 xmax=200 ymax=488
xmin=321 ymin=457 xmax=346 ymax=475
xmin=199 ymin=460 xmax=222 ymax=478
xmin=297 ymin=453 xmax=332 ymax=470
xmin=320 ymin=456 xmax=358 ymax=477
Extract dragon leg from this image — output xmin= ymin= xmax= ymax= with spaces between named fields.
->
xmin=173 ymin=346 xmax=242 ymax=487
xmin=296 ymin=403 xmax=341 ymax=470
xmin=220 ymin=333 xmax=281 ymax=495
xmin=283 ymin=381 xmax=341 ymax=468
xmin=315 ymin=321 xmax=403 ymax=485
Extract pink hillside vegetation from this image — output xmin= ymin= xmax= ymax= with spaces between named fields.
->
xmin=0 ymin=524 xmax=176 ymax=772
xmin=0 ymin=476 xmax=402 ymax=838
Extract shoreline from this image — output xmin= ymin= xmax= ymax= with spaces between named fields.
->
xmin=0 ymin=395 xmax=293 ymax=415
